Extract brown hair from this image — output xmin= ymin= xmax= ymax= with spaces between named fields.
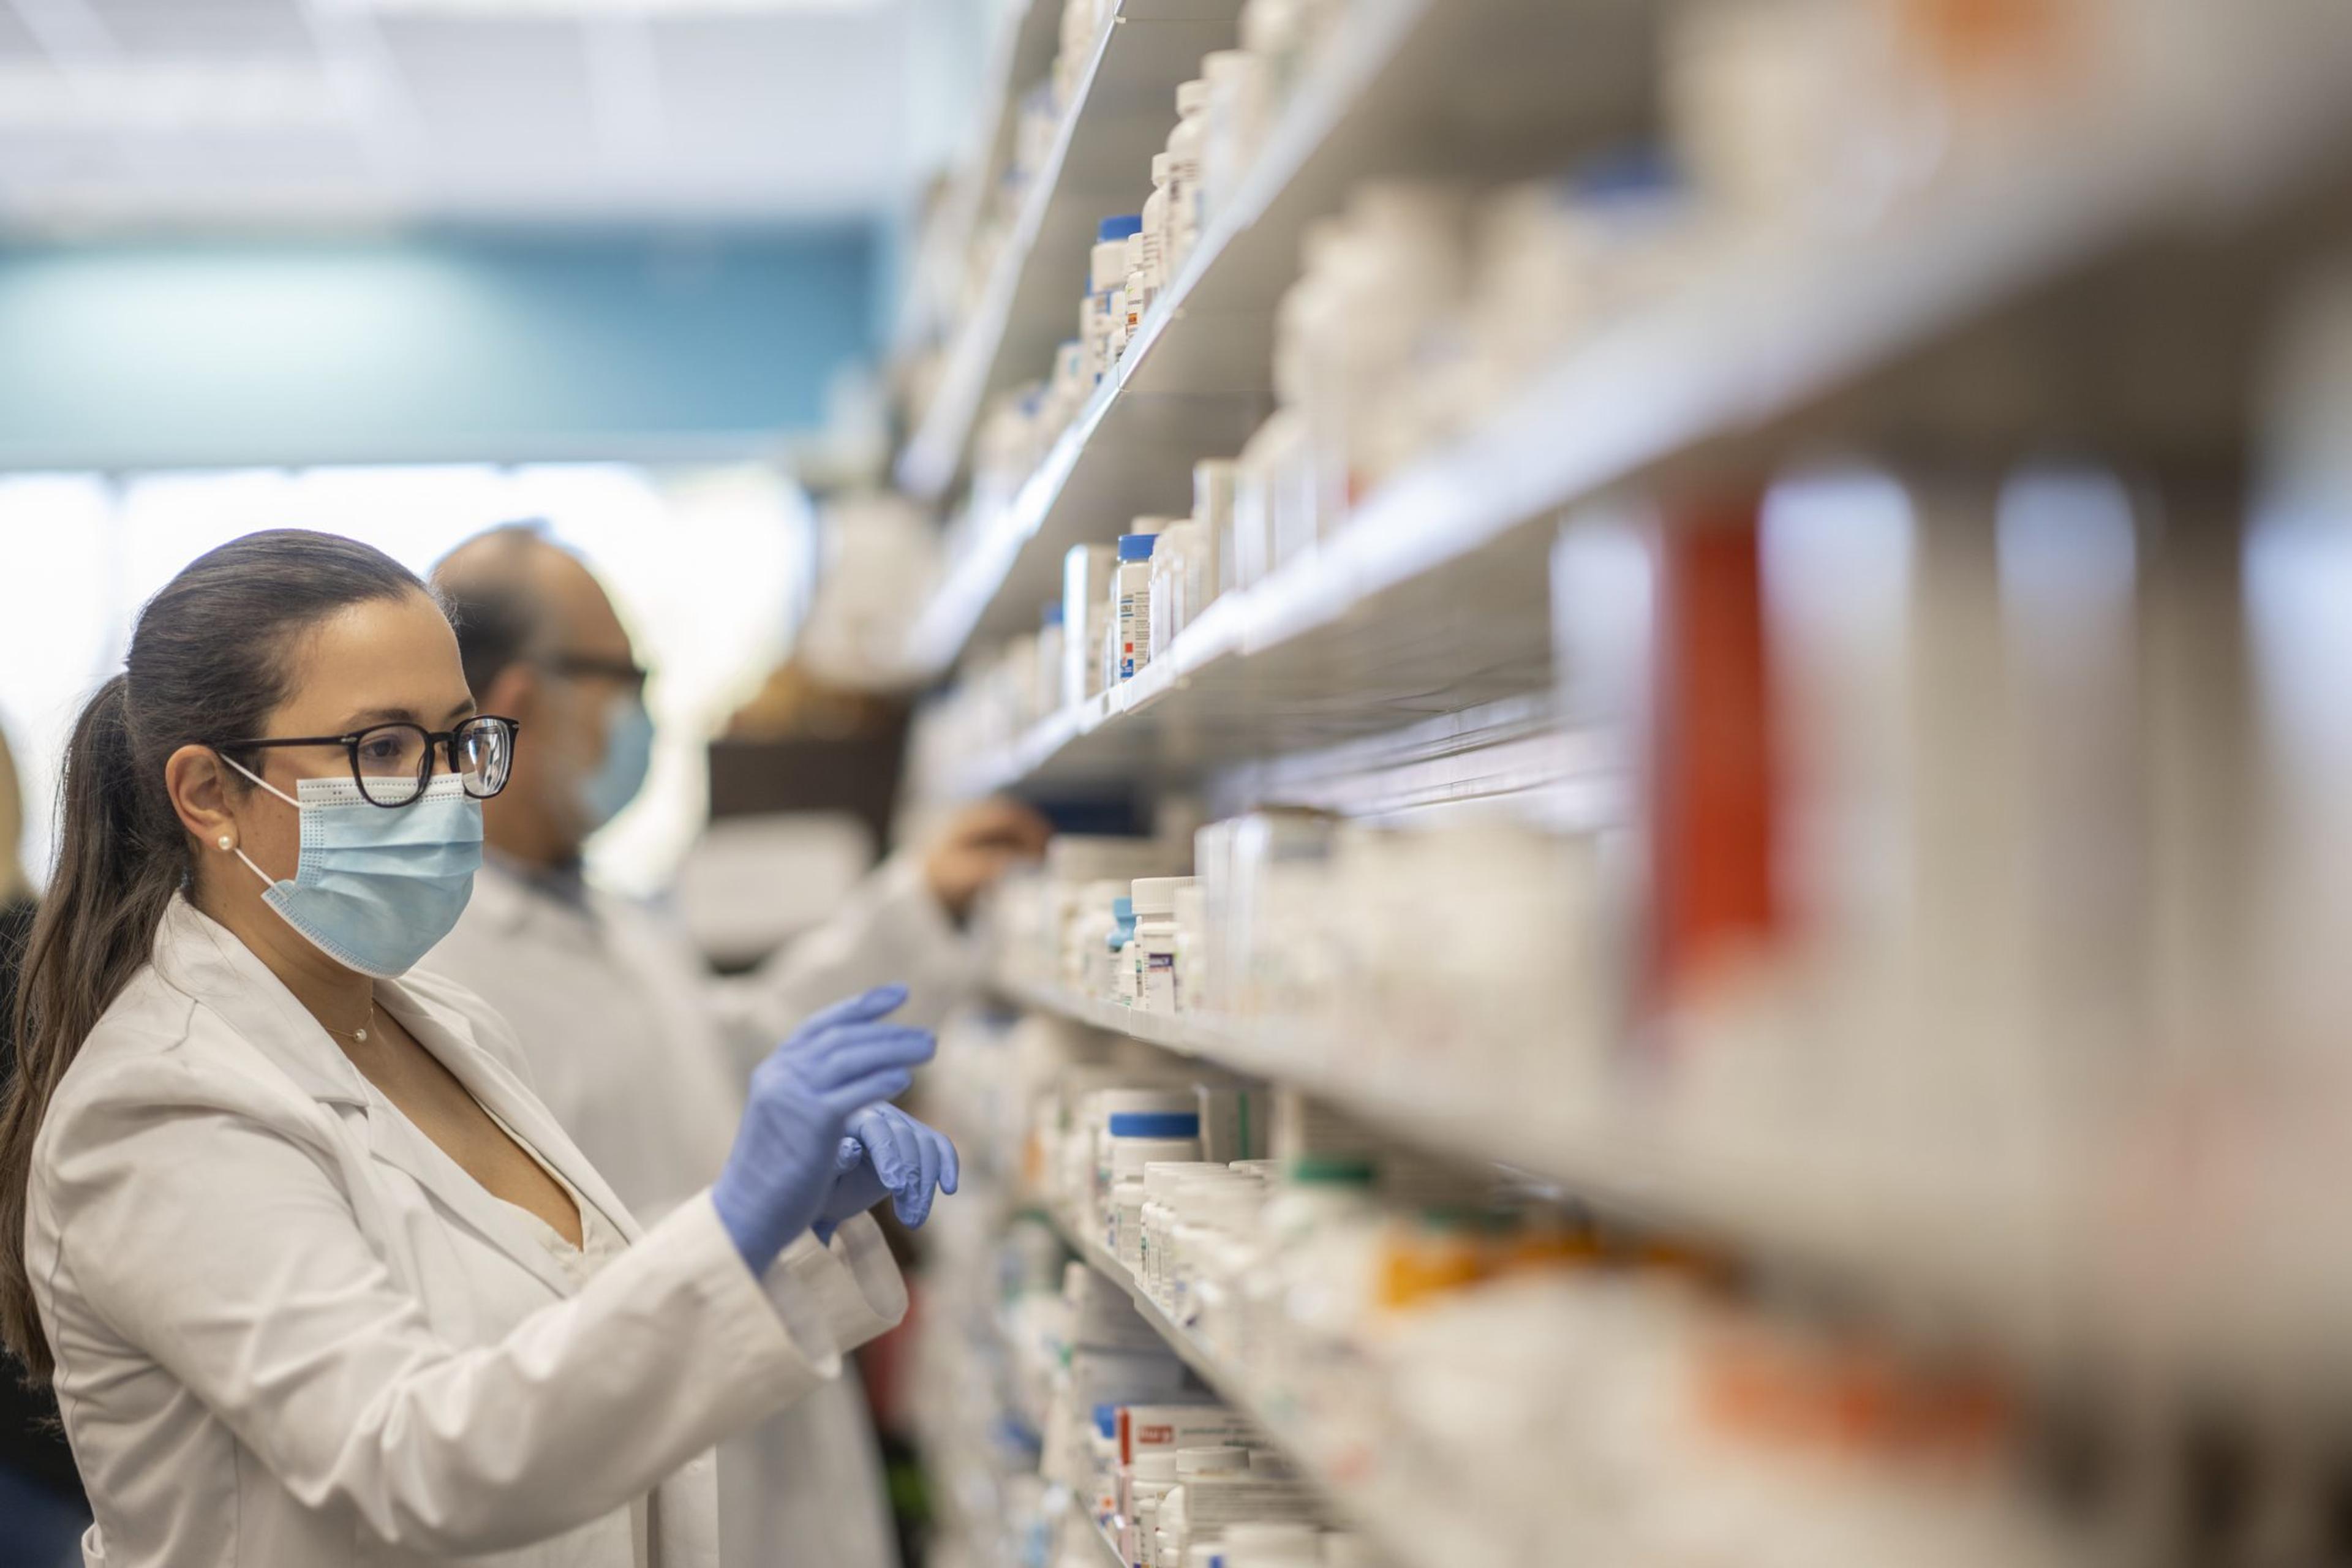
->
xmin=0 ymin=530 xmax=428 ymax=1380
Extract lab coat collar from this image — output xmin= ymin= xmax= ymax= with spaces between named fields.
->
xmin=152 ymin=896 xmax=642 ymax=1297
xmin=151 ymin=895 xmax=373 ymax=1109
xmin=471 ymin=854 xmax=605 ymax=952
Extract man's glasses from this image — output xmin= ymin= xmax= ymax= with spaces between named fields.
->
xmin=213 ymin=715 xmax=520 ymax=809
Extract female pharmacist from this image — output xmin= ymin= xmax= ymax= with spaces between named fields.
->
xmin=0 ymin=530 xmax=957 ymax=1568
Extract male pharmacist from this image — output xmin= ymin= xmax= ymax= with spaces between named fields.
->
xmin=422 ymin=523 xmax=1049 ymax=1568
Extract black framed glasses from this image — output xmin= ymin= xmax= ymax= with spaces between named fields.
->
xmin=214 ymin=715 xmax=521 ymax=808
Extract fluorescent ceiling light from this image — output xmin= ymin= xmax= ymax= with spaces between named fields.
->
xmin=349 ymin=0 xmax=881 ymax=13
xmin=0 ymin=62 xmax=350 ymax=132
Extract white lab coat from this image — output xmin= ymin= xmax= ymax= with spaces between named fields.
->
xmin=28 ymin=895 xmax=907 ymax=1568
xmin=420 ymin=853 xmax=979 ymax=1568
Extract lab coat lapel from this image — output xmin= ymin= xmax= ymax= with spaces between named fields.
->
xmin=151 ymin=897 xmax=373 ymax=1107
xmin=376 ymin=976 xmax=647 ymax=1248
xmin=152 ymin=899 xmax=590 ymax=1296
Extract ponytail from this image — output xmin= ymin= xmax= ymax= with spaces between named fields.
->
xmin=0 ymin=677 xmax=178 ymax=1378
xmin=0 ymin=532 xmax=427 ymax=1381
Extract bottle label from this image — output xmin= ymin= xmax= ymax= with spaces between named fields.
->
xmin=1119 ymin=589 xmax=1151 ymax=679
xmin=1144 ymin=952 xmax=1177 ymax=1012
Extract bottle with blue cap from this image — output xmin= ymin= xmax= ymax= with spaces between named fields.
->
xmin=1104 ymin=1109 xmax=1202 ymax=1268
xmin=1089 ymin=214 xmax=1145 ymax=381
xmin=1104 ymin=894 xmax=1139 ymax=1002
xmin=1085 ymin=1087 xmax=1198 ymax=1232
xmin=1114 ymin=531 xmax=1159 ymax=685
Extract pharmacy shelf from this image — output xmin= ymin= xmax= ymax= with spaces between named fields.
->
xmin=902 ymin=0 xmax=1633 ymax=669
xmin=895 ymin=0 xmax=1248 ymax=503
xmin=1002 ymin=978 xmax=2290 ymax=1389
xmin=1006 ymin=979 xmax=1643 ymax=1200
xmin=1079 ymin=1506 xmax=1125 ymax=1568
xmin=904 ymin=1 xmax=2352 ymax=673
xmin=887 ymin=0 xmax=1062 ymax=362
xmin=1049 ymin=1209 xmax=1490 ymax=1568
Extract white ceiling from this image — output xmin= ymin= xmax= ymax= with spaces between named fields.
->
xmin=0 ymin=0 xmax=924 ymax=232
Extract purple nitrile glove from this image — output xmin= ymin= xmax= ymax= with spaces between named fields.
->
xmin=711 ymin=985 xmax=936 ymax=1274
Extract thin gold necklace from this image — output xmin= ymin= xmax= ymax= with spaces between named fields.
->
xmin=324 ymin=998 xmax=377 ymax=1046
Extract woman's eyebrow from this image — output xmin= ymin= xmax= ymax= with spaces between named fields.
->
xmin=337 ymin=707 xmax=420 ymax=729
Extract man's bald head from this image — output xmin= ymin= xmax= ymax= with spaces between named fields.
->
xmin=434 ymin=524 xmax=643 ymax=865
xmin=435 ymin=524 xmax=629 ymax=698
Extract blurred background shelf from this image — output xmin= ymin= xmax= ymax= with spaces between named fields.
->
xmin=894 ymin=0 xmax=1250 ymax=504
xmin=886 ymin=0 xmax=1064 ymax=366
xmin=1050 ymin=1211 xmax=1484 ymax=1568
xmin=899 ymin=0 xmax=2352 ymax=691
xmin=997 ymin=975 xmax=2351 ymax=1396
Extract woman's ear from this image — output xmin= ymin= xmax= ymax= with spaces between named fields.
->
xmin=164 ymin=745 xmax=239 ymax=851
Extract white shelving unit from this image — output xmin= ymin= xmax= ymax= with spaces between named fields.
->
xmin=1051 ymin=1212 xmax=1486 ymax=1568
xmin=1079 ymin=1506 xmax=1125 ymax=1568
xmin=900 ymin=0 xmax=2352 ymax=692
xmin=896 ymin=0 xmax=1251 ymax=504
xmin=903 ymin=6 xmax=2352 ymax=1565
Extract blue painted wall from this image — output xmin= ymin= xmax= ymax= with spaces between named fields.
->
xmin=0 ymin=227 xmax=877 ymax=470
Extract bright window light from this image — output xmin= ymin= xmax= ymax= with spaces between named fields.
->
xmin=0 ymin=465 xmax=813 ymax=899
xmin=347 ymin=0 xmax=881 ymax=13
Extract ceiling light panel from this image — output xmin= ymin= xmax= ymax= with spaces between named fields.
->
xmin=97 ymin=0 xmax=320 ymax=58
xmin=344 ymin=0 xmax=883 ymax=15
xmin=0 ymin=60 xmax=351 ymax=130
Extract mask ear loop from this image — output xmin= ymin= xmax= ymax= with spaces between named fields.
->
xmin=216 ymin=752 xmax=303 ymax=891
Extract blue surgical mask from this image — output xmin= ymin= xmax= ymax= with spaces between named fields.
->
xmin=576 ymin=694 xmax=654 ymax=835
xmin=225 ymin=762 xmax=484 ymax=979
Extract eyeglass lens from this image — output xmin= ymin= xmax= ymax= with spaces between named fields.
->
xmin=350 ymin=719 xmax=513 ymax=806
xmin=454 ymin=717 xmax=513 ymax=799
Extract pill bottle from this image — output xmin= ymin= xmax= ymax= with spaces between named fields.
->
xmin=1126 ymin=1449 xmax=1182 ymax=1568
xmin=1240 ymin=0 xmax=1308 ymax=109
xmin=1114 ymin=533 xmax=1158 ymax=682
xmin=1065 ymin=543 xmax=1117 ymax=705
xmin=1138 ymin=1160 xmax=1221 ymax=1303
xmin=1090 ymin=1404 xmax=1123 ymax=1526
xmin=1147 ymin=521 xmax=1196 ymax=657
xmin=1091 ymin=216 xmax=1144 ymax=382
xmin=1131 ymin=875 xmax=1192 ymax=1012
xmin=1057 ymin=0 xmax=1104 ymax=105
xmin=1156 ymin=1447 xmax=1250 ymax=1568
xmin=1170 ymin=882 xmax=1211 ymax=1014
xmin=1166 ymin=79 xmax=1211 ymax=272
xmin=1106 ymin=895 xmax=1138 ymax=1003
xmin=1123 ymin=225 xmax=1155 ymax=348
xmin=1115 ymin=229 xmax=1147 ymax=358
xmin=1185 ymin=458 xmax=1239 ymax=603
xmin=1091 ymin=1093 xmax=1200 ymax=1226
xmin=1198 ymin=51 xmax=1268 ymax=243
xmin=1165 ymin=1172 xmax=1248 ymax=1324
xmin=1141 ymin=153 xmax=1174 ymax=304
xmin=1110 ymin=1126 xmax=1200 ymax=1269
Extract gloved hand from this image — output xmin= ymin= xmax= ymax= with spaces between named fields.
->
xmin=813 ymin=1106 xmax=960 ymax=1240
xmin=843 ymin=1104 xmax=960 ymax=1229
xmin=711 ymin=984 xmax=937 ymax=1275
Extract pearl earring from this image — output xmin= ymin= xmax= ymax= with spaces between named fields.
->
xmin=217 ymin=835 xmax=233 ymax=851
